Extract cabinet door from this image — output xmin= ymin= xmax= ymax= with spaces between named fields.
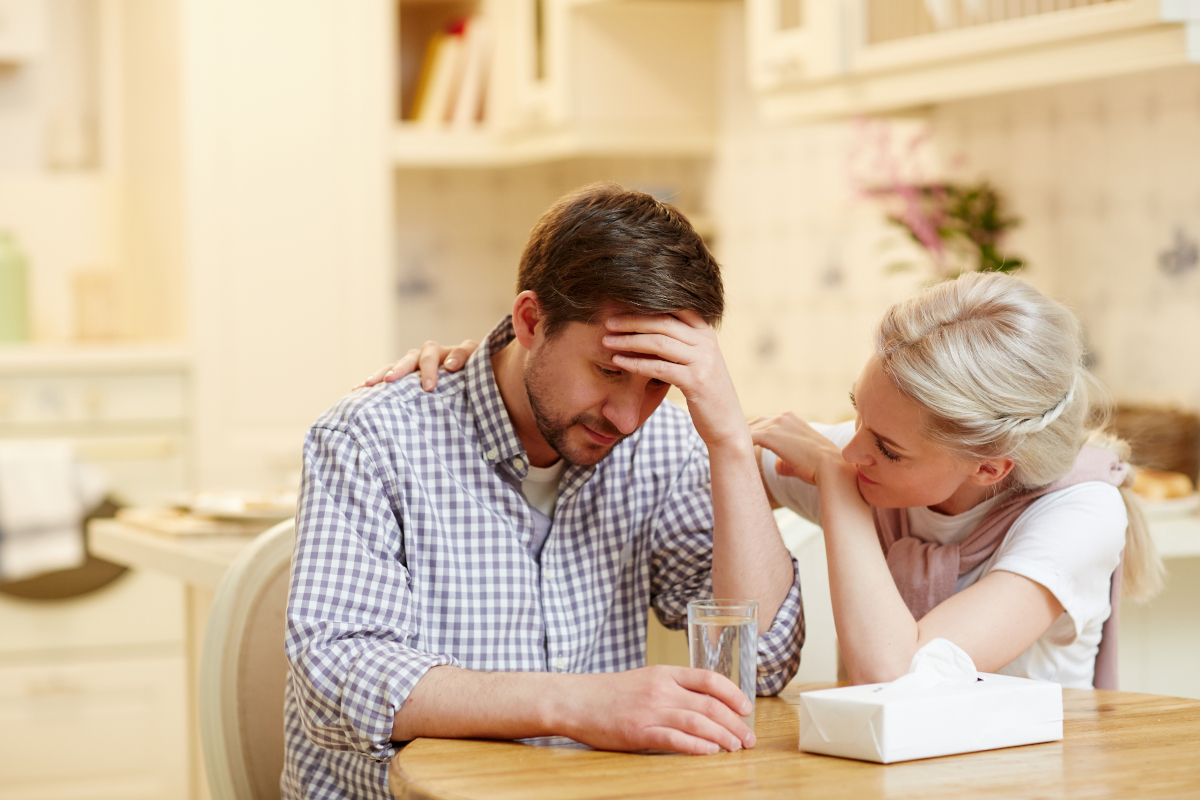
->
xmin=746 ymin=0 xmax=844 ymax=92
xmin=851 ymin=0 xmax=1180 ymax=75
xmin=0 ymin=654 xmax=188 ymax=800
xmin=0 ymin=569 xmax=184 ymax=657
xmin=0 ymin=0 xmax=46 ymax=63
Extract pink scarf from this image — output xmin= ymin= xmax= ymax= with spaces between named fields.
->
xmin=872 ymin=447 xmax=1129 ymax=690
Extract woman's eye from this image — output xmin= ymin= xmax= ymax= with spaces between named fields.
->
xmin=598 ymin=366 xmax=621 ymax=378
xmin=875 ymin=437 xmax=901 ymax=462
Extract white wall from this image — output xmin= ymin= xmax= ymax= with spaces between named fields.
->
xmin=934 ymin=69 xmax=1200 ymax=409
xmin=712 ymin=20 xmax=1200 ymax=424
xmin=392 ymin=158 xmax=711 ymax=351
xmin=181 ymin=0 xmax=393 ymax=490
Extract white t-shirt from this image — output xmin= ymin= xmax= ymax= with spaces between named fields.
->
xmin=522 ymin=459 xmax=567 ymax=520
xmin=762 ymin=421 xmax=1127 ymax=688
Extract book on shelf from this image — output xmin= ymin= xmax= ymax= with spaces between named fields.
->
xmin=411 ymin=16 xmax=491 ymax=129
xmin=451 ymin=16 xmax=492 ymax=129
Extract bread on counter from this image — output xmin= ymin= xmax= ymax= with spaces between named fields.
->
xmin=1131 ymin=468 xmax=1195 ymax=502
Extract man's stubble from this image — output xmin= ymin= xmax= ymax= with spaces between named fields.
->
xmin=523 ymin=352 xmax=625 ymax=467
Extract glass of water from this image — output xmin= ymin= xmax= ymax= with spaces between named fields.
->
xmin=687 ymin=599 xmax=758 ymax=731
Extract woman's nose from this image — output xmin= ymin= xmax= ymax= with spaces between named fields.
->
xmin=842 ymin=432 xmax=872 ymax=466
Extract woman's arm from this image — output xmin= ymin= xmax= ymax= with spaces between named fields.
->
xmin=751 ymin=414 xmax=1063 ymax=683
xmin=755 ymin=446 xmax=782 ymax=510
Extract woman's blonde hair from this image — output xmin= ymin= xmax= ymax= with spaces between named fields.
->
xmin=876 ymin=272 xmax=1164 ymax=602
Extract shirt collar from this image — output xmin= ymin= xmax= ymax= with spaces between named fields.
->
xmin=464 ymin=317 xmax=528 ymax=472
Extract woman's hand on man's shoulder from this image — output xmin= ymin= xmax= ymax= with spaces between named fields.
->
xmin=358 ymin=339 xmax=480 ymax=391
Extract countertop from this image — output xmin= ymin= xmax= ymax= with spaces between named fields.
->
xmin=90 ymin=508 xmax=1200 ymax=595
xmin=88 ymin=517 xmax=257 ymax=590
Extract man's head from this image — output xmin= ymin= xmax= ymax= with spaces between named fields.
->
xmin=511 ymin=183 xmax=724 ymax=466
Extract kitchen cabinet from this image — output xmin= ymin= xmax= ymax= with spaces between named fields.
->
xmin=746 ymin=0 xmax=845 ymax=92
xmin=750 ymin=0 xmax=1200 ymax=121
xmin=0 ymin=0 xmax=46 ymax=64
xmin=0 ymin=570 xmax=188 ymax=800
xmin=0 ymin=345 xmax=191 ymax=505
xmin=393 ymin=0 xmax=726 ymax=167
xmin=0 ymin=346 xmax=192 ymax=798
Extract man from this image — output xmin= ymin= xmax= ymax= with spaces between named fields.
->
xmin=283 ymin=184 xmax=804 ymax=799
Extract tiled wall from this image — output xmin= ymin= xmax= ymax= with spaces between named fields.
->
xmin=934 ymin=69 xmax=1200 ymax=410
xmin=711 ymin=57 xmax=1200 ymax=426
xmin=710 ymin=120 xmax=930 ymax=423
xmin=392 ymin=62 xmax=1200 ymax=426
xmin=392 ymin=158 xmax=710 ymax=354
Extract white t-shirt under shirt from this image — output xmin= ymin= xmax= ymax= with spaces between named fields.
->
xmin=762 ymin=421 xmax=1127 ymax=689
xmin=519 ymin=459 xmax=567 ymax=560
xmin=522 ymin=459 xmax=567 ymax=520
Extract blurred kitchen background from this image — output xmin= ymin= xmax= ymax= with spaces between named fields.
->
xmin=1 ymin=1 xmax=1198 ymax=797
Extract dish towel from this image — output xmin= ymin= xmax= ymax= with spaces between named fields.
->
xmin=0 ymin=440 xmax=105 ymax=582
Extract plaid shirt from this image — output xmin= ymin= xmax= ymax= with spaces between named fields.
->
xmin=282 ymin=318 xmax=805 ymax=799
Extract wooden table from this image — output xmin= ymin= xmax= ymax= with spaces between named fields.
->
xmin=389 ymin=682 xmax=1200 ymax=799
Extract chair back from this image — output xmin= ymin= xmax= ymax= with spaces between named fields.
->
xmin=200 ymin=519 xmax=295 ymax=800
xmin=1094 ymin=563 xmax=1122 ymax=691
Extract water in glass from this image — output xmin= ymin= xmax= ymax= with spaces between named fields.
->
xmin=688 ymin=613 xmax=757 ymax=729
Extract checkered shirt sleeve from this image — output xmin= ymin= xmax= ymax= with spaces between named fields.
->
xmin=287 ymin=422 xmax=459 ymax=761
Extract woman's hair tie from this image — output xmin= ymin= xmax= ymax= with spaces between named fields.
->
xmin=1011 ymin=377 xmax=1078 ymax=435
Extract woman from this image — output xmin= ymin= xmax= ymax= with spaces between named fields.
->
xmin=367 ymin=272 xmax=1163 ymax=689
xmin=745 ymin=272 xmax=1163 ymax=689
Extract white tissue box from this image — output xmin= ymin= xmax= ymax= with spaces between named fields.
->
xmin=798 ymin=673 xmax=1063 ymax=763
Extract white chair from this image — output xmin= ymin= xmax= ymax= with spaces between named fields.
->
xmin=200 ymin=519 xmax=295 ymax=800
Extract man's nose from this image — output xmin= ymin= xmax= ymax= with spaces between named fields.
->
xmin=603 ymin=385 xmax=643 ymax=435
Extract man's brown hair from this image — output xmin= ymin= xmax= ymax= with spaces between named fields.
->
xmin=517 ymin=183 xmax=724 ymax=337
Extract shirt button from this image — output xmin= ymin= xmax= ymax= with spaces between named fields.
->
xmin=513 ymin=457 xmax=525 ymax=470
xmin=554 ymin=655 xmax=567 ymax=671
xmin=485 ymin=448 xmax=498 ymax=461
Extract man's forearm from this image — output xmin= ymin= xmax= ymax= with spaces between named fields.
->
xmin=709 ymin=438 xmax=795 ymax=634
xmin=391 ymin=665 xmax=563 ymax=742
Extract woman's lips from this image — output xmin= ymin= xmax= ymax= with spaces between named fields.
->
xmin=582 ymin=425 xmax=618 ymax=446
xmin=857 ymin=469 xmax=879 ymax=485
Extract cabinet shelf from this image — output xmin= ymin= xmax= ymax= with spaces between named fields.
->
xmin=764 ymin=22 xmax=1198 ymax=120
xmin=393 ymin=0 xmax=723 ymax=167
xmin=0 ymin=343 xmax=189 ymax=376
xmin=392 ymin=123 xmax=715 ymax=168
xmin=750 ymin=0 xmax=1200 ymax=121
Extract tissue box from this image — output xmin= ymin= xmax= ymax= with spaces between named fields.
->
xmin=798 ymin=673 xmax=1063 ymax=763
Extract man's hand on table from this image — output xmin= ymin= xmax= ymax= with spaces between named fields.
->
xmin=392 ymin=664 xmax=755 ymax=756
xmin=557 ymin=666 xmax=755 ymax=755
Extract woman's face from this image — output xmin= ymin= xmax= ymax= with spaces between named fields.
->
xmin=842 ymin=357 xmax=983 ymax=512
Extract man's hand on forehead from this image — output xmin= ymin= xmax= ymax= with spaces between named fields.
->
xmin=600 ymin=312 xmax=682 ymax=369
xmin=602 ymin=311 xmax=750 ymax=452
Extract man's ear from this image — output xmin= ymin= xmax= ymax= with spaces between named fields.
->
xmin=511 ymin=291 xmax=542 ymax=349
xmin=969 ymin=457 xmax=1015 ymax=487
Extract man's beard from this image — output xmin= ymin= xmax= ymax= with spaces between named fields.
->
xmin=524 ymin=357 xmax=625 ymax=466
